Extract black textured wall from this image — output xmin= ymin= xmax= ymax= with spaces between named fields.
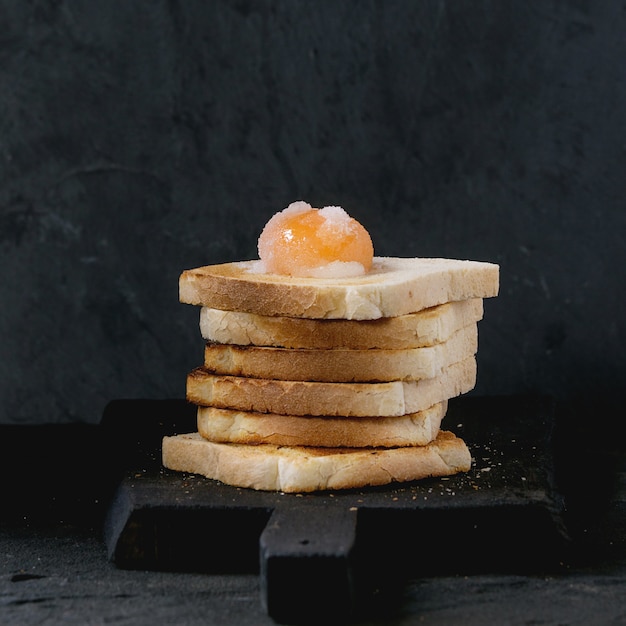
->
xmin=1 ymin=1 xmax=625 ymax=431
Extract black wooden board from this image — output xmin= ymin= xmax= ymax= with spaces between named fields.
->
xmin=101 ymin=395 xmax=567 ymax=624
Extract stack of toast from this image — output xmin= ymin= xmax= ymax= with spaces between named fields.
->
xmin=163 ymin=256 xmax=499 ymax=493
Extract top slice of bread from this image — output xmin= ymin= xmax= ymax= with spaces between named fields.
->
xmin=180 ymin=257 xmax=499 ymax=320
xmin=199 ymin=298 xmax=484 ymax=349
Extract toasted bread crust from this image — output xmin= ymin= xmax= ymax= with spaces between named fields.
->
xmin=162 ymin=430 xmax=472 ymax=492
xmin=186 ymin=356 xmax=477 ymax=417
xmin=203 ymin=323 xmax=477 ymax=382
xmin=199 ymin=298 xmax=484 ymax=349
xmin=180 ymin=257 xmax=499 ymax=320
xmin=196 ymin=401 xmax=446 ymax=448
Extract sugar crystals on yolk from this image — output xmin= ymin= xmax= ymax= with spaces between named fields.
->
xmin=258 ymin=201 xmax=374 ymax=278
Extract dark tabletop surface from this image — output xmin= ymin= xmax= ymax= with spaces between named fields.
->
xmin=1 ymin=395 xmax=625 ymax=625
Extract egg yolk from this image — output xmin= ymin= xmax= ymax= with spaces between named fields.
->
xmin=258 ymin=202 xmax=374 ymax=278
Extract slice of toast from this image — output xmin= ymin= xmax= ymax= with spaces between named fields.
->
xmin=180 ymin=257 xmax=499 ymax=319
xmin=162 ymin=430 xmax=472 ymax=492
xmin=203 ymin=323 xmax=477 ymax=382
xmin=199 ymin=298 xmax=484 ymax=349
xmin=187 ymin=356 xmax=477 ymax=417
xmin=196 ymin=401 xmax=446 ymax=448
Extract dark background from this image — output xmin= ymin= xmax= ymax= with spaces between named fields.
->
xmin=1 ymin=0 xmax=624 ymax=444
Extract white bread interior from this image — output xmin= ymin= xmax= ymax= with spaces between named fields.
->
xmin=180 ymin=257 xmax=499 ymax=320
xmin=162 ymin=430 xmax=472 ymax=493
xmin=186 ymin=355 xmax=477 ymax=417
xmin=196 ymin=401 xmax=446 ymax=448
xmin=199 ymin=298 xmax=484 ymax=349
